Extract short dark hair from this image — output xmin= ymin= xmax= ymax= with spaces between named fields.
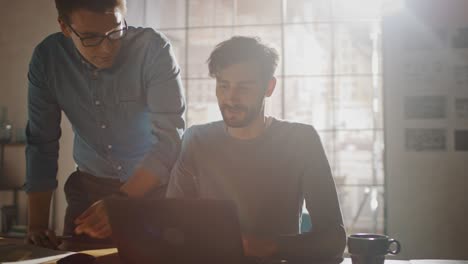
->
xmin=55 ymin=0 xmax=127 ymax=23
xmin=207 ymin=36 xmax=279 ymax=81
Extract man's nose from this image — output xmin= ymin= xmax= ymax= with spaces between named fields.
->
xmin=224 ymin=88 xmax=241 ymax=104
xmin=100 ymin=38 xmax=114 ymax=54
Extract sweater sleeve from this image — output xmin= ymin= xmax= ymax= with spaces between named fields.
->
xmin=166 ymin=127 xmax=199 ymax=198
xmin=275 ymin=126 xmax=346 ymax=261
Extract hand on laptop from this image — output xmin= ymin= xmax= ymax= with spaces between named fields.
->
xmin=25 ymin=229 xmax=61 ymax=249
xmin=242 ymin=234 xmax=278 ymax=257
xmin=74 ymin=200 xmax=112 ymax=239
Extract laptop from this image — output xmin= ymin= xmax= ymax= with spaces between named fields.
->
xmin=104 ymin=198 xmax=246 ymax=264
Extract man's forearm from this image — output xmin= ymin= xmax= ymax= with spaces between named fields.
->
xmin=276 ymin=224 xmax=346 ymax=260
xmin=27 ymin=191 xmax=53 ymax=230
xmin=120 ymin=167 xmax=161 ymax=197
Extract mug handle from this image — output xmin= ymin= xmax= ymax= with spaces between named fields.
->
xmin=388 ymin=239 xmax=401 ymax=255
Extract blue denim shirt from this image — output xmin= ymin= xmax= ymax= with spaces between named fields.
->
xmin=25 ymin=27 xmax=185 ymax=192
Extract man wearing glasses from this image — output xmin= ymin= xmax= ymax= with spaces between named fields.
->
xmin=25 ymin=0 xmax=185 ymax=249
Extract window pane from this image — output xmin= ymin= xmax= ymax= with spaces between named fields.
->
xmin=374 ymin=77 xmax=383 ymax=129
xmin=332 ymin=0 xmax=382 ymax=20
xmin=233 ymin=26 xmax=283 ymax=75
xmin=286 ymin=0 xmax=332 ymax=22
xmin=186 ymin=79 xmax=220 ymax=127
xmin=189 ymin=0 xmax=234 ymax=27
xmin=234 ymin=0 xmax=281 ymax=25
xmin=334 ymin=77 xmax=377 ymax=129
xmin=187 ymin=26 xmax=282 ymax=79
xmin=316 ymin=131 xmax=384 ymax=185
xmin=284 ymin=24 xmax=332 ymax=75
xmin=335 ymin=131 xmax=383 ymax=185
xmin=161 ymin=30 xmax=187 ymax=75
xmin=146 ymin=0 xmax=186 ymax=29
xmin=136 ymin=0 xmax=385 ymax=241
xmin=334 ymin=22 xmax=381 ymax=75
xmin=187 ymin=28 xmax=233 ymax=78
xmin=284 ymin=77 xmax=334 ymax=130
xmin=126 ymin=1 xmax=145 ymax=26
xmin=337 ymin=186 xmax=384 ymax=234
xmin=374 ymin=131 xmax=385 ymax=184
xmin=188 ymin=0 xmax=282 ymax=26
xmin=316 ymin=131 xmax=336 ymax=176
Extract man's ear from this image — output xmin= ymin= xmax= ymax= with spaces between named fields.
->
xmin=265 ymin=77 xmax=276 ymax=98
xmin=58 ymin=17 xmax=72 ymax=37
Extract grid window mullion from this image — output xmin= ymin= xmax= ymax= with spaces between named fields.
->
xmin=146 ymin=0 xmax=384 ymax=234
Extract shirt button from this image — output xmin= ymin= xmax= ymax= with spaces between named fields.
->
xmin=108 ymin=145 xmax=113 ymax=149
xmin=92 ymin=70 xmax=98 ymax=79
xmin=101 ymin=124 xmax=107 ymax=129
xmin=95 ymin=100 xmax=101 ymax=105
xmin=117 ymin=166 xmax=122 ymax=170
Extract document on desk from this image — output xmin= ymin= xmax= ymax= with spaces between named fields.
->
xmin=341 ymin=259 xmax=468 ymax=264
xmin=0 ymin=241 xmax=75 ymax=264
xmin=410 ymin=260 xmax=468 ymax=264
xmin=341 ymin=258 xmax=410 ymax=264
xmin=1 ymin=253 xmax=75 ymax=264
xmin=0 ymin=244 xmax=118 ymax=264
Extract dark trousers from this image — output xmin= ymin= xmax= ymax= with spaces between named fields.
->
xmin=63 ymin=169 xmax=166 ymax=236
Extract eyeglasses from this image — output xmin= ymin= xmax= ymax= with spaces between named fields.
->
xmin=67 ymin=20 xmax=128 ymax=47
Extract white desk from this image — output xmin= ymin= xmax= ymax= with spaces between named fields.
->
xmin=341 ymin=259 xmax=468 ymax=264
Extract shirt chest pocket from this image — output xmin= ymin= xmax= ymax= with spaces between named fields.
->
xmin=112 ymin=76 xmax=146 ymax=116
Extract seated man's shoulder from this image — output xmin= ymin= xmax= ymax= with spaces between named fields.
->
xmin=184 ymin=121 xmax=225 ymax=142
xmin=274 ymin=119 xmax=319 ymax=138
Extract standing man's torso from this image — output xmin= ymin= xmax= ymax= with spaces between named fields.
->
xmin=33 ymin=27 xmax=171 ymax=180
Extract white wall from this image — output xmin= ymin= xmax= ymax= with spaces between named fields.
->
xmin=0 ymin=0 xmax=75 ymax=234
xmin=384 ymin=0 xmax=468 ymax=259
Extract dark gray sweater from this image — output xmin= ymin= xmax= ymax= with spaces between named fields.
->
xmin=167 ymin=118 xmax=344 ymax=259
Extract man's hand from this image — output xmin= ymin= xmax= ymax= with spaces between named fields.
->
xmin=120 ymin=168 xmax=160 ymax=198
xmin=242 ymin=234 xmax=278 ymax=257
xmin=74 ymin=200 xmax=111 ymax=239
xmin=26 ymin=191 xmax=56 ymax=248
xmin=25 ymin=229 xmax=61 ymax=249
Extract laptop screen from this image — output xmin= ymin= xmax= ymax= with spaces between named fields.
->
xmin=104 ymin=198 xmax=245 ymax=264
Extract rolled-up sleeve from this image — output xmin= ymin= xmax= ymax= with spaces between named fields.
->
xmin=166 ymin=127 xmax=199 ymax=198
xmin=137 ymin=33 xmax=186 ymax=186
xmin=24 ymin=45 xmax=62 ymax=193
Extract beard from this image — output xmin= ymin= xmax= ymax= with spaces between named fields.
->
xmin=219 ymin=98 xmax=265 ymax=128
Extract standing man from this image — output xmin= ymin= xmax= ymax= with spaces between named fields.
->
xmin=167 ymin=36 xmax=345 ymax=262
xmin=25 ymin=0 xmax=185 ymax=248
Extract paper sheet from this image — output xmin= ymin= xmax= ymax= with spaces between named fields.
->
xmin=80 ymin=248 xmax=118 ymax=258
xmin=40 ymin=248 xmax=118 ymax=264
xmin=0 ymin=246 xmax=117 ymax=264
xmin=410 ymin=260 xmax=468 ymax=264
xmin=0 ymin=241 xmax=75 ymax=264
xmin=1 ymin=252 xmax=76 ymax=264
xmin=340 ymin=258 xmax=410 ymax=264
xmin=341 ymin=258 xmax=468 ymax=264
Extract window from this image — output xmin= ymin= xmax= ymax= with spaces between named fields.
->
xmin=128 ymin=0 xmax=384 ymax=234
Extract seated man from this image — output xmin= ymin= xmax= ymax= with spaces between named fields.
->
xmin=166 ymin=36 xmax=346 ymax=262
